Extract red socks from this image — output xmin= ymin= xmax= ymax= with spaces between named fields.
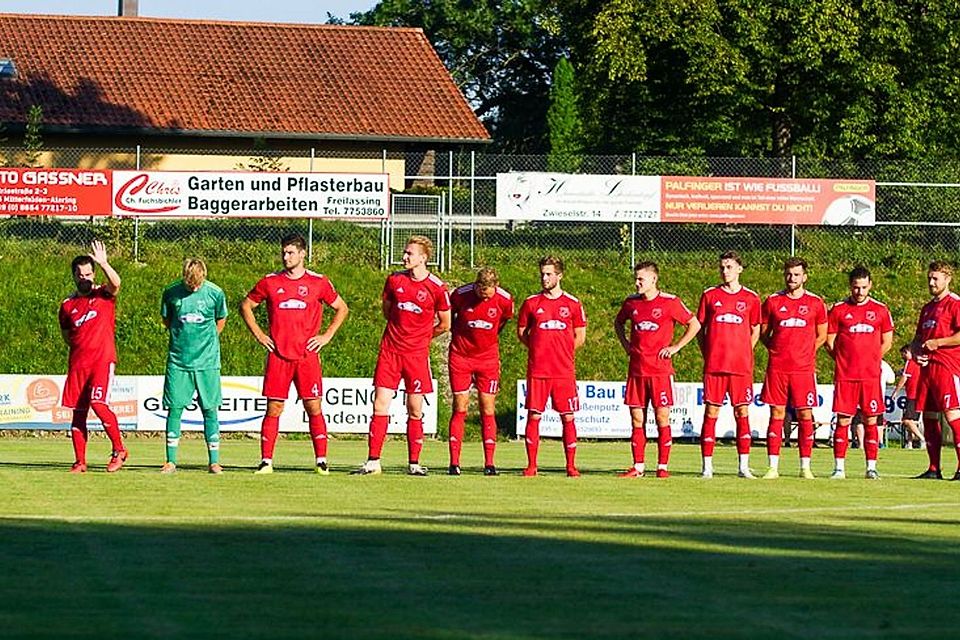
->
xmin=562 ymin=419 xmax=577 ymax=470
xmin=481 ymin=413 xmax=497 ymax=467
xmin=308 ymin=413 xmax=328 ymax=458
xmin=448 ymin=411 xmax=467 ymax=466
xmin=70 ymin=409 xmax=89 ymax=463
xmin=91 ymin=402 xmax=123 ymax=452
xmin=657 ymin=425 xmax=672 ymax=466
xmin=631 ymin=426 xmax=647 ymax=463
xmin=833 ymin=423 xmax=849 ymax=460
xmin=700 ymin=416 xmax=717 ymax=458
xmin=260 ymin=415 xmax=280 ymax=460
xmin=767 ymin=417 xmax=784 ymax=456
xmin=735 ymin=415 xmax=752 ymax=454
xmin=798 ymin=419 xmax=814 ymax=458
xmin=863 ymin=422 xmax=879 ymax=462
xmin=525 ymin=415 xmax=541 ymax=468
xmin=924 ymin=416 xmax=943 ymax=471
xmin=368 ymin=414 xmax=389 ymax=459
xmin=407 ymin=418 xmax=424 ymax=464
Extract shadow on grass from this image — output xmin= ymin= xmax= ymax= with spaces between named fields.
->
xmin=0 ymin=513 xmax=955 ymax=639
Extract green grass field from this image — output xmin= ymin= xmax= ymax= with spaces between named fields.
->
xmin=2 ymin=436 xmax=958 ymax=639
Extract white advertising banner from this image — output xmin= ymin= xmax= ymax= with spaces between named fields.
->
xmin=516 ymin=380 xmax=904 ymax=440
xmin=0 ymin=375 xmax=435 ymax=434
xmin=0 ymin=375 xmax=138 ymax=430
xmin=496 ymin=172 xmax=661 ymax=222
xmin=112 ymin=171 xmax=389 ymax=219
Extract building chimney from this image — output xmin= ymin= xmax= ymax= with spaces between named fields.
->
xmin=118 ymin=0 xmax=139 ymax=17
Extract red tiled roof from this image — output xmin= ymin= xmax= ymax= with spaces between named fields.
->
xmin=0 ymin=14 xmax=489 ymax=142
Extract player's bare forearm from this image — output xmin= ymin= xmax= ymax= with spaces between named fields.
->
xmin=880 ymin=331 xmax=893 ymax=356
xmin=574 ymin=327 xmax=586 ymax=350
xmin=517 ymin=325 xmax=530 ymax=348
xmin=814 ymin=324 xmax=828 ymax=350
xmin=321 ymin=296 xmax=350 ymax=343
xmin=162 ymin=316 xmax=171 ymax=330
xmin=824 ymin=333 xmax=837 ymax=358
xmin=750 ymin=325 xmax=761 ymax=349
xmin=760 ymin=324 xmax=773 ymax=349
xmin=433 ymin=310 xmax=451 ymax=337
xmin=674 ymin=318 xmax=701 ymax=351
xmin=381 ymin=300 xmax=392 ymax=321
xmin=613 ymin=320 xmax=630 ymax=353
xmin=215 ymin=318 xmax=226 ymax=335
xmin=925 ymin=331 xmax=960 ymax=351
xmin=239 ymin=297 xmax=272 ymax=350
xmin=90 ymin=240 xmax=121 ymax=295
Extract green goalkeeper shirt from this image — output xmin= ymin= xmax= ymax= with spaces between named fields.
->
xmin=161 ymin=280 xmax=228 ymax=371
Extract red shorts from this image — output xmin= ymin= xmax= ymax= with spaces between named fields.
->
xmin=624 ymin=375 xmax=674 ymax=408
xmin=373 ymin=347 xmax=433 ymax=394
xmin=61 ymin=361 xmax=115 ymax=409
xmin=262 ymin=351 xmax=323 ymax=400
xmin=760 ymin=369 xmax=818 ymax=408
xmin=525 ymin=377 xmax=579 ymax=414
xmin=833 ymin=378 xmax=884 ymax=417
xmin=449 ymin=351 xmax=500 ymax=395
xmin=702 ymin=372 xmax=753 ymax=406
xmin=915 ymin=362 xmax=960 ymax=413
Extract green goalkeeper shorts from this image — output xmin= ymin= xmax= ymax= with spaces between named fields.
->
xmin=163 ymin=367 xmax=222 ymax=410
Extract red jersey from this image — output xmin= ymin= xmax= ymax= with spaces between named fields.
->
xmin=381 ymin=270 xmax=451 ymax=353
xmin=247 ymin=270 xmax=338 ymax=361
xmin=902 ymin=358 xmax=921 ymax=400
xmin=761 ymin=290 xmax=828 ymax=374
xmin=616 ymin=292 xmax=694 ymax=377
xmin=59 ymin=286 xmax=117 ymax=368
xmin=518 ymin=291 xmax=587 ymax=379
xmin=696 ymin=285 xmax=761 ymax=375
xmin=828 ymin=297 xmax=894 ymax=381
xmin=915 ymin=292 xmax=960 ymax=370
xmin=449 ymin=284 xmax=514 ymax=359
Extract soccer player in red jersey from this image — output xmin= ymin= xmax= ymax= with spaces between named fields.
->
xmin=759 ymin=257 xmax=828 ymax=479
xmin=517 ymin=256 xmax=587 ymax=477
xmin=696 ymin=251 xmax=761 ymax=479
xmin=240 ymin=233 xmax=349 ymax=475
xmin=911 ymin=261 xmax=960 ymax=480
xmin=447 ymin=267 xmax=514 ymax=476
xmin=614 ymin=261 xmax=700 ymax=478
xmin=354 ymin=236 xmax=451 ymax=476
xmin=892 ymin=344 xmax=924 ymax=448
xmin=824 ymin=266 xmax=894 ymax=480
xmin=58 ymin=240 xmax=127 ymax=473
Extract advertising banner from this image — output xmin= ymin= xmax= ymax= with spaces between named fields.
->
xmin=660 ymin=176 xmax=876 ymax=225
xmin=0 ymin=375 xmax=435 ymax=434
xmin=0 ymin=168 xmax=112 ymax=216
xmin=515 ymin=380 xmax=902 ymax=441
xmin=0 ymin=375 xmax=138 ymax=430
xmin=111 ymin=171 xmax=390 ymax=219
xmin=496 ymin=172 xmax=875 ymax=226
xmin=496 ymin=172 xmax=661 ymax=222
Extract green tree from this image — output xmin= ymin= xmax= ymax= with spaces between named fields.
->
xmin=546 ymin=56 xmax=584 ymax=172
xmin=22 ymin=105 xmax=43 ymax=167
xmin=354 ymin=0 xmax=566 ymax=152
xmin=234 ymin=138 xmax=288 ymax=172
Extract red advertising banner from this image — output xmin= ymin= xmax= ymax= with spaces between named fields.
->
xmin=0 ymin=168 xmax=112 ymax=216
xmin=660 ymin=177 xmax=876 ymax=225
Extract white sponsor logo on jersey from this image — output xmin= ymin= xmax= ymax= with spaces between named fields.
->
xmin=538 ymin=319 xmax=568 ymax=330
xmin=848 ymin=323 xmax=875 ymax=334
xmin=634 ymin=320 xmax=660 ymax=331
xmin=279 ymin=299 xmax=307 ymax=310
xmin=397 ymin=301 xmax=424 ymax=314
xmin=467 ymin=319 xmax=494 ymax=330
xmin=779 ymin=317 xmax=807 ymax=328
xmin=73 ymin=310 xmax=98 ymax=327
xmin=922 ymin=319 xmax=937 ymax=329
xmin=179 ymin=313 xmax=205 ymax=324
xmin=715 ymin=313 xmax=743 ymax=324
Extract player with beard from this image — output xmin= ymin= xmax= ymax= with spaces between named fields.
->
xmin=59 ymin=240 xmax=127 ymax=473
xmin=759 ymin=257 xmax=828 ymax=479
xmin=911 ymin=261 xmax=960 ymax=480
xmin=354 ymin=236 xmax=451 ymax=476
xmin=615 ymin=261 xmax=700 ymax=478
xmin=241 ymin=233 xmax=349 ymax=475
xmin=824 ymin=266 xmax=894 ymax=479
xmin=696 ymin=251 xmax=761 ymax=478
xmin=517 ymin=256 xmax=587 ymax=477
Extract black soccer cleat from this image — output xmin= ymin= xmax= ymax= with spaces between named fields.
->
xmin=483 ymin=465 xmax=499 ymax=477
xmin=447 ymin=465 xmax=461 ymax=476
xmin=950 ymin=471 xmax=960 ymax=482
xmin=914 ymin=468 xmax=943 ymax=480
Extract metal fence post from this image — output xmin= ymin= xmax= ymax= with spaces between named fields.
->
xmin=631 ymin=152 xmax=637 ymax=266
xmin=308 ymin=147 xmax=315 ymax=263
xmin=790 ymin=154 xmax=797 ymax=255
xmin=133 ymin=144 xmax=141 ymax=261
xmin=470 ymin=150 xmax=476 ymax=268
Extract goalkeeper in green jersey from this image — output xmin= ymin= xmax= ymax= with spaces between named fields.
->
xmin=160 ymin=259 xmax=228 ymax=473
